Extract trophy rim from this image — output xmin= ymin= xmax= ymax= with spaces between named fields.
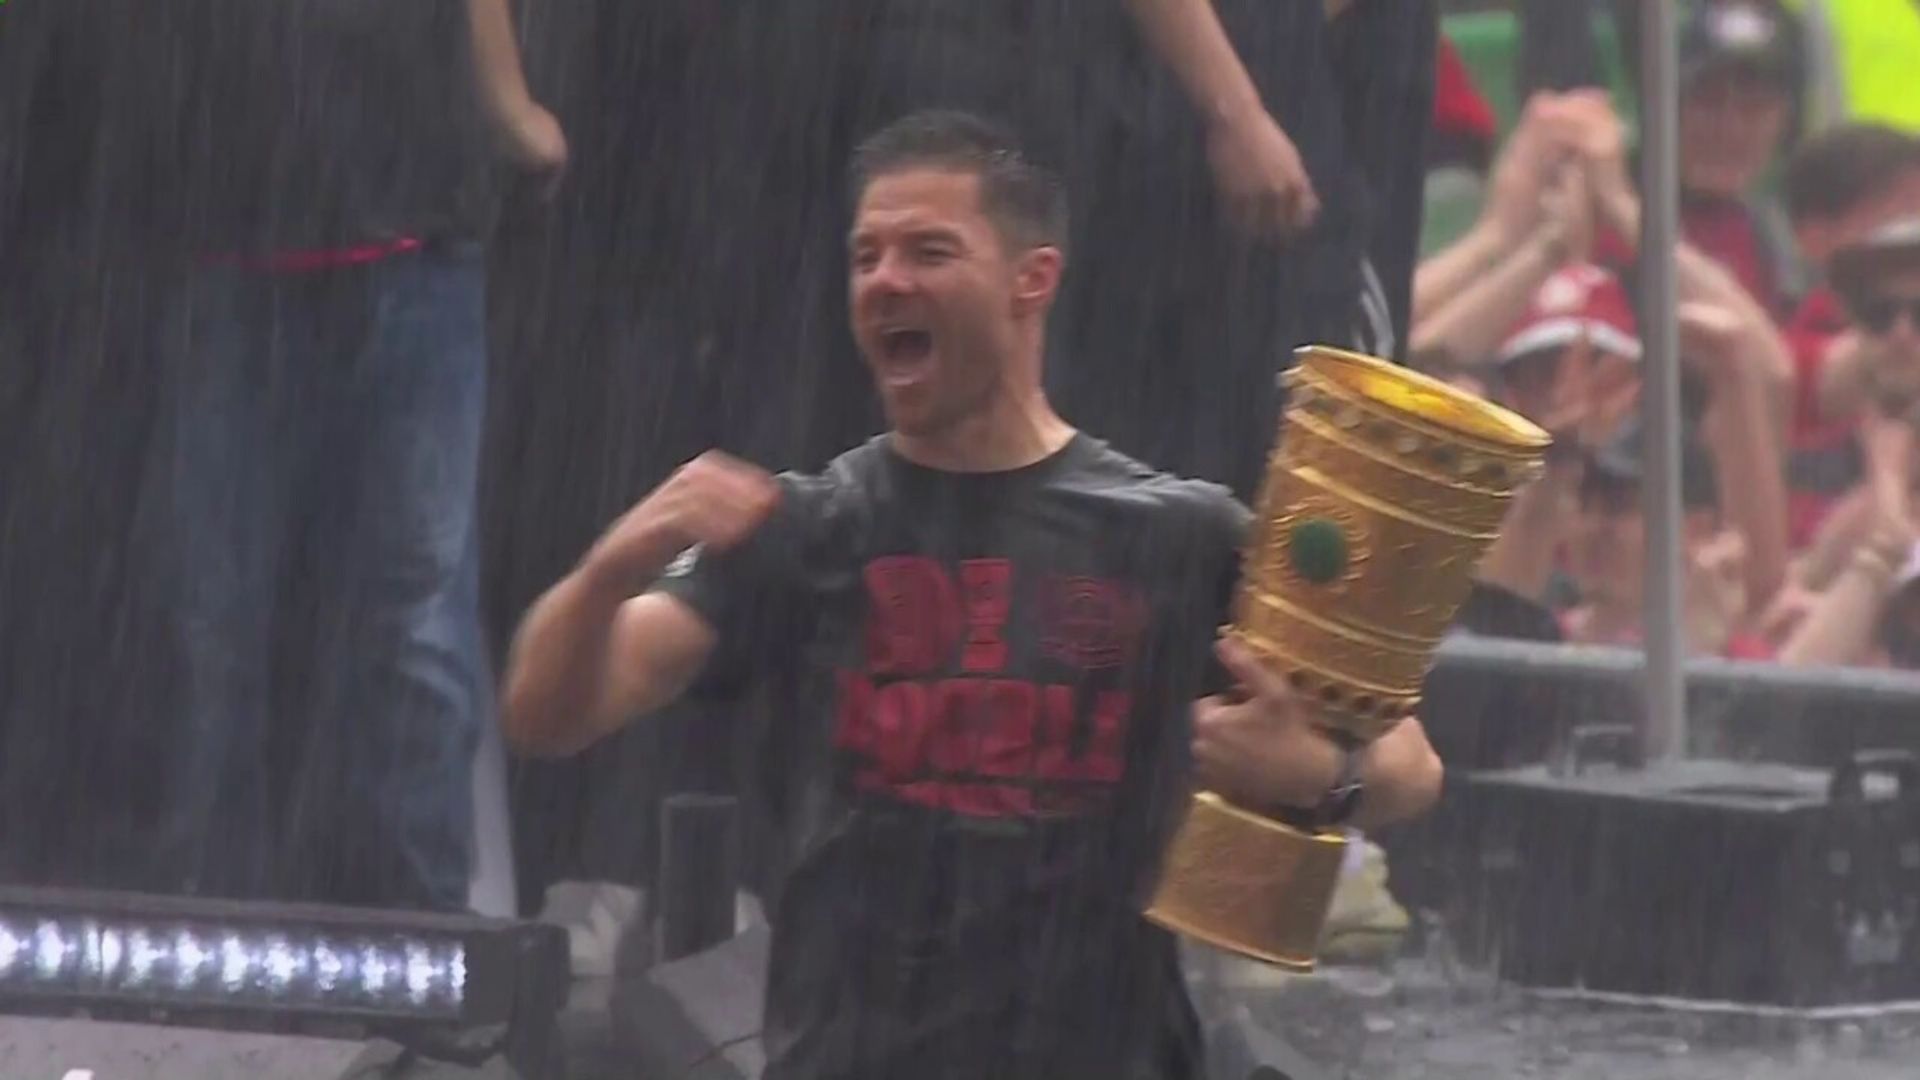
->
xmin=1293 ymin=344 xmax=1552 ymax=453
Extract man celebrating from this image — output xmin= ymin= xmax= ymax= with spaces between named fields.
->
xmin=504 ymin=111 xmax=1441 ymax=1079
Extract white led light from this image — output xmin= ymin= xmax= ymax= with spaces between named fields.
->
xmin=125 ymin=930 xmax=163 ymax=988
xmin=403 ymin=944 xmax=436 ymax=1005
xmin=219 ymin=935 xmax=251 ymax=992
xmin=359 ymin=945 xmax=392 ymax=995
xmin=261 ymin=937 xmax=300 ymax=990
xmin=173 ymin=932 xmax=210 ymax=990
xmin=313 ymin=942 xmax=345 ymax=993
xmin=96 ymin=927 xmax=124 ymax=980
xmin=35 ymin=922 xmax=69 ymax=979
xmin=0 ymin=922 xmax=25 ymax=976
xmin=0 ymin=911 xmax=478 ymax=1016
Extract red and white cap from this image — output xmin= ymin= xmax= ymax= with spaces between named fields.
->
xmin=1497 ymin=264 xmax=1643 ymax=366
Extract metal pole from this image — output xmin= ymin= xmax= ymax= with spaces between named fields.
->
xmin=1636 ymin=0 xmax=1687 ymax=762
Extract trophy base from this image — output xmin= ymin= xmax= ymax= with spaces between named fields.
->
xmin=1144 ymin=792 xmax=1349 ymax=972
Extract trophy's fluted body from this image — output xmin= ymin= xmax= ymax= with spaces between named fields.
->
xmin=1146 ymin=346 xmax=1550 ymax=970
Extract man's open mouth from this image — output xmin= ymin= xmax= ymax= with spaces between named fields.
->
xmin=876 ymin=328 xmax=935 ymax=384
xmin=880 ymin=328 xmax=933 ymax=363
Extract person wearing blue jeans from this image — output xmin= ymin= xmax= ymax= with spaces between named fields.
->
xmin=129 ymin=0 xmax=563 ymax=910
xmin=146 ymin=245 xmax=491 ymax=909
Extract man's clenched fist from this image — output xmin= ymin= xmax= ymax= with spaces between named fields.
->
xmin=585 ymin=451 xmax=780 ymax=594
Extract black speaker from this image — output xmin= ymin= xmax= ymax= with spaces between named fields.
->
xmin=1408 ymin=744 xmax=1920 ymax=1005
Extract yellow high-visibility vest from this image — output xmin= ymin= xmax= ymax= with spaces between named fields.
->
xmin=1789 ymin=0 xmax=1920 ymax=132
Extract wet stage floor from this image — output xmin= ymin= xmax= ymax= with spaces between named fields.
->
xmin=560 ymin=957 xmax=1920 ymax=1080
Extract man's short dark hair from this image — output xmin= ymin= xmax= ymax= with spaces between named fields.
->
xmin=849 ymin=110 xmax=1069 ymax=256
xmin=1784 ymin=124 xmax=1920 ymax=224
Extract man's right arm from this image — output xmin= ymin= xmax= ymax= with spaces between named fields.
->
xmin=501 ymin=564 xmax=717 ymax=758
xmin=500 ymin=451 xmax=780 ymax=757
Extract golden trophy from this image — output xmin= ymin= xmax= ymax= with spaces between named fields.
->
xmin=1145 ymin=345 xmax=1550 ymax=970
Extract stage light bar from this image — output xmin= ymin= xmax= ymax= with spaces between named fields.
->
xmin=0 ymin=916 xmax=468 ymax=1015
xmin=0 ymin=887 xmax=566 ymax=1035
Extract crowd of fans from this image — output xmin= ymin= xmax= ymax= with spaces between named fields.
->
xmin=1431 ymin=0 xmax=1920 ymax=677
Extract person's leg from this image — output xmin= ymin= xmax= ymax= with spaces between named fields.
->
xmin=303 ymin=245 xmax=490 ymax=911
xmin=136 ymin=267 xmax=294 ymax=899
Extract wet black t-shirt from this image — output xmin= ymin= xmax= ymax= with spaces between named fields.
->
xmin=655 ymin=435 xmax=1247 ymax=1080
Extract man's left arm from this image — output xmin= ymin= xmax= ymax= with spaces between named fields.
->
xmin=1347 ymin=715 xmax=1445 ymax=830
xmin=1193 ymin=638 xmax=1443 ymax=831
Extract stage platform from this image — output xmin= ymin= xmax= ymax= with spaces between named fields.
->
xmin=558 ymin=955 xmax=1920 ymax=1080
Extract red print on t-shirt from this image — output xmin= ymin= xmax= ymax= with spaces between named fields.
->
xmin=862 ymin=556 xmax=962 ymax=677
xmin=1038 ymin=575 xmax=1146 ymax=672
xmin=959 ymin=559 xmax=1013 ymax=673
xmin=836 ymin=558 xmax=1140 ymax=817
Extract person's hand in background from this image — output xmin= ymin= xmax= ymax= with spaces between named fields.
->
xmin=1678 ymin=301 xmax=1749 ymax=383
xmin=1554 ymin=90 xmax=1640 ymax=245
xmin=468 ymin=0 xmax=568 ymax=200
xmin=1206 ymin=108 xmax=1322 ymax=239
xmin=1121 ymin=0 xmax=1321 ymax=241
xmin=1474 ymin=438 xmax=1584 ymax=604
xmin=1679 ymin=296 xmax=1784 ymax=419
xmin=1414 ymin=92 xmax=1593 ymax=333
xmin=1756 ymin=576 xmax=1822 ymax=645
xmin=1775 ymin=403 xmax=1917 ymax=668
xmin=1481 ymin=95 xmax=1586 ymax=247
xmin=1860 ymin=333 xmax=1920 ymax=424
xmin=1680 ymin=297 xmax=1794 ymax=614
xmin=1859 ymin=406 xmax=1917 ymax=528
xmin=1816 ymin=328 xmax=1920 ymax=427
xmin=1531 ymin=332 xmax=1639 ymax=450
xmin=1683 ymin=528 xmax=1751 ymax=655
xmin=498 ymin=100 xmax=569 ymax=186
xmin=1538 ymin=158 xmax=1596 ymax=267
xmin=1855 ymin=408 xmax=1916 ymax=582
